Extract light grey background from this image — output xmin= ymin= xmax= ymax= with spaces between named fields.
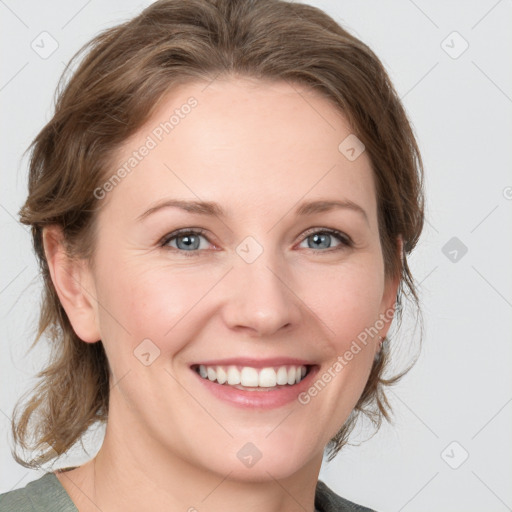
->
xmin=1 ymin=1 xmax=511 ymax=511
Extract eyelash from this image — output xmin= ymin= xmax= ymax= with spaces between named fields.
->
xmin=159 ymin=227 xmax=353 ymax=257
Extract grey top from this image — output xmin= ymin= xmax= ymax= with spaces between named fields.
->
xmin=0 ymin=472 xmax=376 ymax=512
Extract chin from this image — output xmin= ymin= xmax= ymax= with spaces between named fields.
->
xmin=196 ymin=433 xmax=321 ymax=483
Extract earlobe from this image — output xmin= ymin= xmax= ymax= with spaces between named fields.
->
xmin=378 ymin=236 xmax=403 ymax=342
xmin=43 ymin=226 xmax=101 ymax=343
xmin=379 ymin=275 xmax=400 ymax=340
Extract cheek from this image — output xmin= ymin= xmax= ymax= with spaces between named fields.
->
xmin=301 ymin=255 xmax=386 ymax=344
xmin=96 ymin=249 xmax=385 ymax=333
xmin=298 ymin=256 xmax=384 ymax=405
xmin=93 ymin=243 xmax=385 ymax=383
xmin=95 ymin=261 xmax=209 ymax=349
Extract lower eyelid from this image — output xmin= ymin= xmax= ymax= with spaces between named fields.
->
xmin=161 ymin=229 xmax=352 ymax=253
xmin=298 ymin=230 xmax=352 ymax=249
xmin=161 ymin=231 xmax=210 ymax=250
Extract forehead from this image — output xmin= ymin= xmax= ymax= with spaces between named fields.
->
xmin=103 ymin=77 xmax=377 ymax=224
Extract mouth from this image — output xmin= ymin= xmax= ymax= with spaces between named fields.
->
xmin=191 ymin=363 xmax=314 ymax=391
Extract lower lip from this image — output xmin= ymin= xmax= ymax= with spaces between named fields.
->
xmin=192 ymin=366 xmax=320 ymax=409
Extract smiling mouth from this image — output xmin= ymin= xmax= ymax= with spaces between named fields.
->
xmin=191 ymin=363 xmax=313 ymax=391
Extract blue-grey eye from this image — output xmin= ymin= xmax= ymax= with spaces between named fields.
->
xmin=299 ymin=229 xmax=348 ymax=250
xmin=164 ymin=231 xmax=209 ymax=251
xmin=176 ymin=234 xmax=200 ymax=250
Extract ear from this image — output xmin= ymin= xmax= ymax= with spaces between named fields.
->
xmin=378 ymin=235 xmax=403 ymax=340
xmin=43 ymin=225 xmax=101 ymax=343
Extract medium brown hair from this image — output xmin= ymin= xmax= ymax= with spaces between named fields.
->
xmin=13 ymin=0 xmax=424 ymax=467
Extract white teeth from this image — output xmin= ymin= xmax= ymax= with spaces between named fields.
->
xmin=227 ymin=365 xmax=241 ymax=385
xmin=287 ymin=366 xmax=296 ymax=385
xmin=258 ymin=368 xmax=277 ymax=387
xmin=207 ymin=367 xmax=216 ymax=382
xmin=276 ymin=366 xmax=288 ymax=385
xmin=196 ymin=364 xmax=309 ymax=388
xmin=216 ymin=366 xmax=227 ymax=384
xmin=240 ymin=367 xmax=259 ymax=387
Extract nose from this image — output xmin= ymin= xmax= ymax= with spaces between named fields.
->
xmin=221 ymin=248 xmax=302 ymax=338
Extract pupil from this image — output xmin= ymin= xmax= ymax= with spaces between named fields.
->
xmin=311 ymin=233 xmax=329 ymax=249
xmin=179 ymin=234 xmax=198 ymax=250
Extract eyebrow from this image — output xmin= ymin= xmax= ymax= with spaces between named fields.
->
xmin=137 ymin=198 xmax=369 ymax=224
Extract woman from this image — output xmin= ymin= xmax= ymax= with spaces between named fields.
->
xmin=1 ymin=0 xmax=424 ymax=510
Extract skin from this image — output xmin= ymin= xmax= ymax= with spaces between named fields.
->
xmin=44 ymin=76 xmax=399 ymax=512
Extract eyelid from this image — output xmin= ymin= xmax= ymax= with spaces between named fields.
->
xmin=159 ymin=227 xmax=212 ymax=247
xmin=298 ymin=226 xmax=353 ymax=247
xmin=159 ymin=226 xmax=354 ymax=255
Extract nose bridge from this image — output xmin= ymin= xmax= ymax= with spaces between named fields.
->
xmin=222 ymin=236 xmax=301 ymax=336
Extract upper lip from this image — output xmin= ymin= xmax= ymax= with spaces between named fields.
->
xmin=190 ymin=357 xmax=316 ymax=368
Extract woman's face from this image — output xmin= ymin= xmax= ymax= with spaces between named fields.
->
xmin=76 ymin=77 xmax=398 ymax=480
